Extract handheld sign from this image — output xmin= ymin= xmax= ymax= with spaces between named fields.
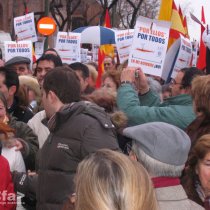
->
xmin=115 ymin=29 xmax=134 ymax=64
xmin=37 ymin=17 xmax=56 ymax=36
xmin=128 ymin=16 xmax=170 ymax=77
xmin=14 ymin=12 xmax=37 ymax=42
xmin=55 ymin=32 xmax=81 ymax=64
xmin=4 ymin=41 xmax=33 ymax=65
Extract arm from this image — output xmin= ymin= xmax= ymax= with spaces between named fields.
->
xmin=117 ymin=84 xmax=191 ymax=129
xmin=9 ymin=120 xmax=39 ymax=170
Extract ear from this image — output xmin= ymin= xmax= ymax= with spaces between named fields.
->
xmin=129 ymin=151 xmax=138 ymax=162
xmin=8 ymin=85 xmax=17 ymax=96
xmin=47 ymin=90 xmax=57 ymax=104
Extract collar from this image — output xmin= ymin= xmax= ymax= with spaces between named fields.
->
xmin=162 ymin=94 xmax=192 ymax=106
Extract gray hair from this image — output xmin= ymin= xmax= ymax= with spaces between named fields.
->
xmin=147 ymin=77 xmax=162 ymax=95
xmin=132 ymin=141 xmax=184 ymax=177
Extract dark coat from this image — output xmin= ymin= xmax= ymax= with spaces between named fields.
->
xmin=8 ymin=97 xmax=34 ymax=123
xmin=9 ymin=117 xmax=39 ymax=170
xmin=36 ymin=101 xmax=119 ymax=210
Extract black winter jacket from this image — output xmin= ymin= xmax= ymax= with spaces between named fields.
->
xmin=36 ymin=101 xmax=119 ymax=210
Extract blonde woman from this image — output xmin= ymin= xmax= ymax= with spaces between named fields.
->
xmin=63 ymin=149 xmax=159 ymax=210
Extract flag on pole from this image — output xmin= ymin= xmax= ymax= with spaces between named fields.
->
xmin=178 ymin=5 xmax=184 ymax=23
xmin=197 ymin=6 xmax=206 ymax=70
xmin=96 ymin=8 xmax=114 ymax=88
xmin=159 ymin=0 xmax=185 ymax=48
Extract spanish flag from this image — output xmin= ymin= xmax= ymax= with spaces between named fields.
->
xmin=96 ymin=8 xmax=114 ymax=88
xmin=159 ymin=0 xmax=185 ymax=48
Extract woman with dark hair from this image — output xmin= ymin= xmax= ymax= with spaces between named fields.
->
xmin=182 ymin=134 xmax=210 ymax=209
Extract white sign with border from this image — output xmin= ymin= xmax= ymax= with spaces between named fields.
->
xmin=128 ymin=16 xmax=170 ymax=77
xmin=14 ymin=12 xmax=37 ymax=42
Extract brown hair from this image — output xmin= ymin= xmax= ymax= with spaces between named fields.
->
xmin=191 ymin=75 xmax=210 ymax=116
xmin=0 ymin=122 xmax=15 ymax=139
xmin=102 ymin=70 xmax=121 ymax=89
xmin=74 ymin=149 xmax=158 ymax=210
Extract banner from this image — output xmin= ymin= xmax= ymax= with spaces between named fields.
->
xmin=55 ymin=32 xmax=81 ymax=64
xmin=171 ymin=35 xmax=192 ymax=78
xmin=115 ymin=29 xmax=134 ymax=64
xmin=128 ymin=16 xmax=170 ymax=77
xmin=14 ymin=12 xmax=37 ymax=42
xmin=4 ymin=41 xmax=33 ymax=67
xmin=92 ymin=44 xmax=99 ymax=62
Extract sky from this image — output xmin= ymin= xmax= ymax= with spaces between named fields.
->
xmin=174 ymin=0 xmax=210 ymax=41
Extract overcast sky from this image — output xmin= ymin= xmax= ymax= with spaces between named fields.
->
xmin=174 ymin=0 xmax=210 ymax=41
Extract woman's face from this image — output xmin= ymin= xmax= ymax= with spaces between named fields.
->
xmin=196 ymin=152 xmax=210 ymax=195
xmin=102 ymin=77 xmax=117 ymax=92
xmin=0 ymin=99 xmax=6 ymax=122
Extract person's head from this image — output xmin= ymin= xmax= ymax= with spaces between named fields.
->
xmin=170 ymin=67 xmax=204 ymax=97
xmin=43 ymin=48 xmax=60 ymax=57
xmin=102 ymin=70 xmax=121 ymax=92
xmin=85 ymin=64 xmax=98 ymax=87
xmin=191 ymin=75 xmax=210 ymax=117
xmin=35 ymin=54 xmax=63 ymax=86
xmin=104 ymin=56 xmax=115 ymax=72
xmin=5 ymin=56 xmax=31 ymax=76
xmin=69 ymin=62 xmax=89 ymax=93
xmin=74 ymin=149 xmax=158 ymax=210
xmin=0 ymin=91 xmax=8 ymax=122
xmin=123 ymin=122 xmax=191 ymax=177
xmin=187 ymin=134 xmax=210 ymax=196
xmin=0 ymin=67 xmax=19 ymax=107
xmin=42 ymin=66 xmax=80 ymax=118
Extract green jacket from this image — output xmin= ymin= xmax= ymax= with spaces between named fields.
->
xmin=117 ymin=84 xmax=196 ymax=130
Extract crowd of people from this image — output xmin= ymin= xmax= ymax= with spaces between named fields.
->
xmin=0 ymin=48 xmax=210 ymax=210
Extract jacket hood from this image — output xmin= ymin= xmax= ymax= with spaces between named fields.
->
xmin=54 ymin=101 xmax=115 ymax=131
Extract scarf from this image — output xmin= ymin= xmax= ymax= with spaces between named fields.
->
xmin=152 ymin=177 xmax=180 ymax=188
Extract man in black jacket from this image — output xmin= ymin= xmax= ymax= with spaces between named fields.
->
xmin=13 ymin=66 xmax=119 ymax=210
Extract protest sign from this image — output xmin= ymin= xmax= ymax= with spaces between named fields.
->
xmin=128 ymin=16 xmax=170 ymax=77
xmin=115 ymin=29 xmax=134 ymax=64
xmin=171 ymin=35 xmax=192 ymax=78
xmin=35 ymin=37 xmax=46 ymax=59
xmin=14 ymin=12 xmax=37 ymax=42
xmin=55 ymin=32 xmax=81 ymax=64
xmin=92 ymin=44 xmax=99 ymax=62
xmin=4 ymin=41 xmax=33 ymax=65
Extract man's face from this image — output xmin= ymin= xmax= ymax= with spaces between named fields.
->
xmin=12 ymin=63 xmax=29 ymax=75
xmin=42 ymin=89 xmax=54 ymax=119
xmin=170 ymin=71 xmax=184 ymax=97
xmin=104 ymin=57 xmax=114 ymax=71
xmin=36 ymin=60 xmax=55 ymax=87
xmin=0 ymin=73 xmax=9 ymax=101
xmin=75 ymin=70 xmax=88 ymax=93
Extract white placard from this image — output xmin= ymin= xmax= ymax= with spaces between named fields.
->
xmin=171 ymin=35 xmax=192 ymax=78
xmin=128 ymin=16 xmax=170 ymax=77
xmin=92 ymin=44 xmax=99 ymax=62
xmin=14 ymin=12 xmax=37 ymax=42
xmin=115 ymin=29 xmax=134 ymax=64
xmin=35 ymin=37 xmax=46 ymax=58
xmin=55 ymin=32 xmax=81 ymax=64
xmin=4 ymin=41 xmax=33 ymax=65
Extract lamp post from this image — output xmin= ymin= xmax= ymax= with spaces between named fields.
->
xmin=44 ymin=0 xmax=49 ymax=50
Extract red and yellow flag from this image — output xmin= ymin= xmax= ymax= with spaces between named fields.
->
xmin=96 ymin=8 xmax=114 ymax=88
xmin=197 ymin=6 xmax=206 ymax=70
xmin=159 ymin=0 xmax=186 ymax=48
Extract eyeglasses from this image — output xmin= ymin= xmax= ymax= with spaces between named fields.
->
xmin=170 ymin=78 xmax=181 ymax=85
